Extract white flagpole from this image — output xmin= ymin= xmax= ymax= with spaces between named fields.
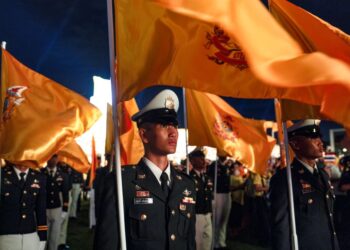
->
xmin=274 ymin=99 xmax=299 ymax=250
xmin=182 ymin=88 xmax=190 ymax=174
xmin=0 ymin=41 xmax=6 ymax=204
xmin=211 ymin=153 xmax=218 ymax=250
xmin=106 ymin=1 xmax=127 ymax=249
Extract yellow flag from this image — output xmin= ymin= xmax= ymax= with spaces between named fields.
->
xmin=0 ymin=49 xmax=101 ymax=168
xmin=105 ymin=104 xmax=114 ymax=154
xmin=118 ymin=99 xmax=144 ymax=165
xmin=116 ymin=0 xmax=350 ymax=130
xmin=186 ymin=89 xmax=276 ymax=175
xmin=89 ymin=136 xmax=97 ymax=188
xmin=269 ymin=0 xmax=350 ymax=121
xmin=105 ymin=100 xmax=144 ymax=165
xmin=57 ymin=140 xmax=91 ymax=173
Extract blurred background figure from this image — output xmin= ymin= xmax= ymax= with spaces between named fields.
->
xmin=188 ymin=148 xmax=213 ymax=250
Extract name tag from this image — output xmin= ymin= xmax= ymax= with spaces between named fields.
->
xmin=134 ymin=198 xmax=153 ymax=205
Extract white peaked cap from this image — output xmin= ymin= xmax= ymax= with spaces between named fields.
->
xmin=131 ymin=89 xmax=179 ymax=124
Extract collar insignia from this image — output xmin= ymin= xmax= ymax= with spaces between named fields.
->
xmin=183 ymin=189 xmax=191 ymax=196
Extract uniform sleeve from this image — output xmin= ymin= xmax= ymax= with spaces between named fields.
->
xmin=93 ymin=172 xmax=119 ymax=250
xmin=61 ymin=173 xmax=70 ymax=212
xmin=36 ymin=174 xmax=48 ymax=241
xmin=269 ymin=171 xmax=291 ymax=250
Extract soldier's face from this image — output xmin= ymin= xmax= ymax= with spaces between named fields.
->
xmin=190 ymin=156 xmax=206 ymax=171
xmin=140 ymin=123 xmax=178 ymax=155
xmin=290 ymin=136 xmax=324 ymax=159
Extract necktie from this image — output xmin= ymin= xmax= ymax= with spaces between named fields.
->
xmin=160 ymin=172 xmax=170 ymax=198
xmin=19 ymin=172 xmax=26 ymax=189
xmin=50 ymin=170 xmax=54 ymax=177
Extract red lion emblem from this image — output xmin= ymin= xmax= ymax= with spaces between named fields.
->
xmin=2 ymin=86 xmax=28 ymax=122
xmin=205 ymin=26 xmax=248 ymax=70
xmin=213 ymin=114 xmax=238 ymax=142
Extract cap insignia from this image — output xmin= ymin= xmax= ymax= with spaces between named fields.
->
xmin=164 ymin=96 xmax=175 ymax=109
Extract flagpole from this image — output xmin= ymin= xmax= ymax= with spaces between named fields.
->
xmin=0 ymin=41 xmax=6 ymax=204
xmin=182 ymin=88 xmax=190 ymax=174
xmin=274 ymin=99 xmax=299 ymax=250
xmin=106 ymin=1 xmax=127 ymax=250
xmin=211 ymin=153 xmax=218 ymax=250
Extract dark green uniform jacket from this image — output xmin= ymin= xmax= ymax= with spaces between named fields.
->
xmin=94 ymin=160 xmax=196 ymax=250
xmin=270 ymin=159 xmax=339 ymax=250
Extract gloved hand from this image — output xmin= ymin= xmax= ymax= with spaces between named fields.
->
xmin=61 ymin=211 xmax=68 ymax=220
xmin=39 ymin=241 xmax=46 ymax=250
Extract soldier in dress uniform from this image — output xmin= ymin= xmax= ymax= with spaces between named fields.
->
xmin=57 ymin=163 xmax=73 ymax=250
xmin=94 ymin=89 xmax=196 ymax=250
xmin=69 ymin=166 xmax=83 ymax=219
xmin=208 ymin=155 xmax=231 ymax=250
xmin=41 ymin=155 xmax=70 ymax=250
xmin=188 ymin=148 xmax=213 ymax=250
xmin=0 ymin=161 xmax=47 ymax=250
xmin=269 ymin=119 xmax=339 ymax=250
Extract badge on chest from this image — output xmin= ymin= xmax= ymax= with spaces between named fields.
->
xmin=134 ymin=198 xmax=153 ymax=205
xmin=300 ymin=180 xmax=314 ymax=194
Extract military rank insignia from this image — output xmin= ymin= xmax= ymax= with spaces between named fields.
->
xmin=300 ymin=180 xmax=314 ymax=194
xmin=136 ymin=191 xmax=150 ymax=197
xmin=182 ymin=197 xmax=195 ymax=204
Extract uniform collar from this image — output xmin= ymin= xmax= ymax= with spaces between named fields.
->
xmin=296 ymin=158 xmax=317 ymax=174
xmin=142 ymin=157 xmax=171 ymax=185
xmin=13 ymin=166 xmax=29 ymax=180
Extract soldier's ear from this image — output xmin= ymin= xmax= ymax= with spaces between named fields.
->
xmin=138 ymin=127 xmax=149 ymax=144
xmin=289 ymin=140 xmax=299 ymax=151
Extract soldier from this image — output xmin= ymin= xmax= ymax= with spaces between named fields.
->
xmin=94 ymin=89 xmax=196 ymax=250
xmin=270 ymin=119 xmax=339 ymax=250
xmin=188 ymin=148 xmax=213 ymax=250
xmin=208 ymin=155 xmax=231 ymax=250
xmin=57 ymin=163 xmax=73 ymax=250
xmin=0 ymin=161 xmax=47 ymax=250
xmin=41 ymin=155 xmax=70 ymax=250
xmin=69 ymin=166 xmax=83 ymax=219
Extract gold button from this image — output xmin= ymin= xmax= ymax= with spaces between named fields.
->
xmin=51 ymin=183 xmax=54 ymax=186
xmin=51 ymin=192 xmax=54 ymax=195
xmin=51 ymin=200 xmax=54 ymax=203
xmin=187 ymin=213 xmax=191 ymax=218
xmin=33 ymin=192 xmax=37 ymax=196
xmin=326 ymin=194 xmax=329 ymax=199
xmin=330 ymin=213 xmax=333 ymax=217
xmin=334 ymin=232 xmax=337 ymax=236
xmin=171 ymin=210 xmax=175 ymax=215
xmin=171 ymin=234 xmax=176 ymax=241
xmin=5 ymin=193 xmax=9 ymax=196
xmin=23 ymin=190 xmax=27 ymax=194
xmin=205 ymin=197 xmax=208 ymax=200
xmin=308 ymin=199 xmax=313 ymax=204
xmin=23 ymin=203 xmax=26 ymax=207
xmin=140 ymin=214 xmax=147 ymax=221
xmin=22 ymin=214 xmax=26 ymax=219
xmin=196 ymin=188 xmax=199 ymax=191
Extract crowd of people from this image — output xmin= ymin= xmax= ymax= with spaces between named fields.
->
xmin=1 ymin=89 xmax=350 ymax=250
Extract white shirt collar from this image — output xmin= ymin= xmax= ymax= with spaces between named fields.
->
xmin=296 ymin=158 xmax=317 ymax=174
xmin=13 ymin=166 xmax=29 ymax=181
xmin=48 ymin=166 xmax=57 ymax=176
xmin=143 ymin=157 xmax=171 ymax=185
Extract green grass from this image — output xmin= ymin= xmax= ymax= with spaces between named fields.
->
xmin=67 ymin=200 xmax=270 ymax=250
xmin=67 ymin=200 xmax=94 ymax=250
